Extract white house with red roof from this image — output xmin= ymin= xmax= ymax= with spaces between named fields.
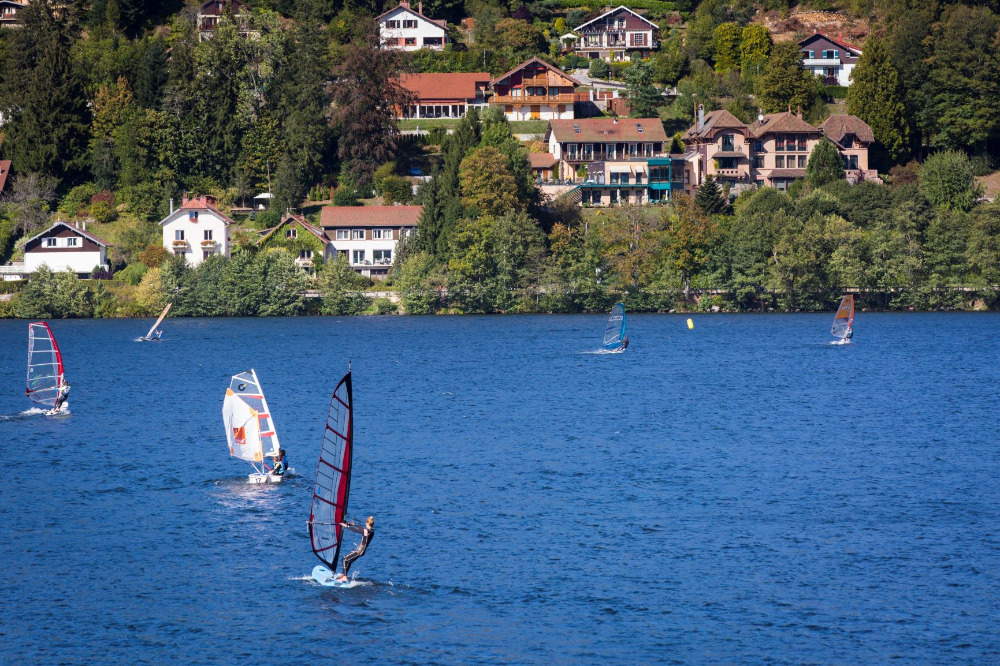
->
xmin=572 ymin=6 xmax=660 ymax=61
xmin=320 ymin=205 xmax=421 ymax=280
xmin=798 ymin=32 xmax=862 ymax=87
xmin=19 ymin=221 xmax=109 ymax=276
xmin=489 ymin=57 xmax=580 ymax=121
xmin=397 ymin=72 xmax=491 ymax=118
xmin=160 ymin=195 xmax=233 ymax=266
xmin=378 ymin=1 xmax=448 ymax=51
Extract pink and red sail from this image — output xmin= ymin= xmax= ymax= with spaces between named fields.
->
xmin=309 ymin=369 xmax=353 ymax=570
xmin=26 ymin=322 xmax=65 ymax=408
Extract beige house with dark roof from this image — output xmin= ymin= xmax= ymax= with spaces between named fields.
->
xmin=545 ymin=117 xmax=668 ymax=181
xmin=320 ymin=206 xmax=421 ymax=280
xmin=683 ymin=106 xmax=878 ymax=192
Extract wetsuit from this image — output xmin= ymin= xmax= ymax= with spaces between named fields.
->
xmin=52 ymin=385 xmax=70 ymax=411
xmin=341 ymin=524 xmax=374 ymax=576
xmin=620 ymin=336 xmax=630 ymax=350
xmin=845 ymin=328 xmax=853 ymax=340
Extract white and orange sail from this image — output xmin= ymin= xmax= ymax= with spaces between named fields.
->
xmin=222 ymin=369 xmax=281 ymax=476
xmin=831 ymin=294 xmax=855 ymax=340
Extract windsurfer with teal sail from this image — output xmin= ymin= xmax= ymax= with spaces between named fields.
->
xmin=603 ymin=303 xmax=628 ymax=352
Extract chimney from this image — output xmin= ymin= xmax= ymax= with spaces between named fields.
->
xmin=418 ymin=0 xmax=422 ymax=14
xmin=399 ymin=0 xmax=409 ymax=8
xmin=82 ymin=220 xmax=87 ymax=231
xmin=757 ymin=108 xmax=764 ymax=123
xmin=796 ymin=106 xmax=802 ymax=119
xmin=170 ymin=198 xmax=174 ymax=214
xmin=697 ymin=104 xmax=704 ymax=131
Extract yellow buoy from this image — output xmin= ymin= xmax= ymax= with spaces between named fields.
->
xmin=687 ymin=318 xmax=694 ymax=329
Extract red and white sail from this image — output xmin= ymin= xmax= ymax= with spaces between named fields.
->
xmin=26 ymin=322 xmax=65 ymax=408
xmin=309 ymin=369 xmax=354 ymax=570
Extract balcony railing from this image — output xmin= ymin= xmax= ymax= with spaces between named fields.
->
xmin=802 ymin=58 xmax=841 ymax=67
xmin=172 ymin=240 xmax=189 ymax=250
xmin=201 ymin=239 xmax=218 ymax=248
xmin=491 ymin=93 xmax=576 ymax=105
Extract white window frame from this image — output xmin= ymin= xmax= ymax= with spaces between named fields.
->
xmin=336 ymin=229 xmax=349 ymax=240
xmin=286 ymin=228 xmax=297 ymax=239
xmin=45 ymin=237 xmax=58 ymax=247
xmin=352 ymin=249 xmax=366 ymax=263
xmin=351 ymin=229 xmax=365 ymax=240
xmin=66 ymin=237 xmax=79 ymax=247
xmin=175 ymin=230 xmax=185 ymax=241
xmin=204 ymin=229 xmax=213 ymax=241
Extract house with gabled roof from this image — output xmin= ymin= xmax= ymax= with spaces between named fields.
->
xmin=0 ymin=0 xmax=27 ymax=28
xmin=159 ymin=195 xmax=233 ymax=266
xmin=798 ymin=32 xmax=862 ymax=87
xmin=683 ymin=106 xmax=878 ymax=192
xmin=320 ymin=205 xmax=420 ymax=280
xmin=378 ymin=1 xmax=448 ymax=51
xmin=198 ymin=0 xmax=254 ymax=41
xmin=397 ymin=72 xmax=491 ymax=119
xmin=545 ymin=117 xmax=668 ymax=181
xmin=18 ymin=221 xmax=109 ymax=277
xmin=489 ymin=58 xmax=580 ymax=122
xmin=258 ymin=213 xmax=333 ymax=275
xmin=572 ymin=6 xmax=660 ymax=62
xmin=818 ymin=114 xmax=877 ymax=182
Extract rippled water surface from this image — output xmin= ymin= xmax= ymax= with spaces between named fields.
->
xmin=2 ymin=313 xmax=999 ymax=664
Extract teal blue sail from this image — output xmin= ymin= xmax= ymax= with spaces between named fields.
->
xmin=603 ymin=303 xmax=626 ymax=350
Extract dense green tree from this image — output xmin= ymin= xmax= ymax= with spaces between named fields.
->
xmin=623 ymin=59 xmax=662 ymax=119
xmin=919 ymin=150 xmax=981 ymax=212
xmin=459 ymin=146 xmax=521 ymax=216
xmin=258 ymin=250 xmax=309 ymax=316
xmin=16 ymin=268 xmax=92 ymax=318
xmin=768 ymin=213 xmax=825 ymax=310
xmin=806 ymin=138 xmax=846 ymax=188
xmin=330 ymin=24 xmax=414 ymax=187
xmin=662 ymin=195 xmax=718 ymax=298
xmin=754 ymin=42 xmax=821 ymax=117
xmin=317 ymin=256 xmax=371 ymax=315
xmin=448 ymin=211 xmax=545 ymax=313
xmin=712 ymin=22 xmax=742 ymax=71
xmin=966 ymin=203 xmax=1000 ymax=286
xmin=695 ymin=175 xmax=729 ymax=215
xmin=738 ymin=23 xmax=772 ymax=90
xmin=589 ymin=58 xmax=610 ymax=80
xmin=394 ymin=251 xmax=444 ymax=314
xmin=923 ymin=5 xmax=1000 ymax=152
xmin=0 ymin=3 xmax=90 ymax=187
xmin=652 ymin=31 xmax=689 ymax=86
xmin=847 ymin=33 xmax=910 ymax=162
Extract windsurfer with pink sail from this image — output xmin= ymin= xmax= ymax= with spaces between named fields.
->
xmin=26 ymin=322 xmax=70 ymax=416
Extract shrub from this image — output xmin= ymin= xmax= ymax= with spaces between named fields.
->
xmin=58 ymin=183 xmax=99 ymax=217
xmin=370 ymin=297 xmax=398 ymax=314
xmin=382 ymin=176 xmax=414 ymax=204
xmin=139 ymin=245 xmax=169 ymax=268
xmin=589 ymin=58 xmax=609 ymax=80
xmin=117 ymin=183 xmax=164 ymax=221
xmin=373 ymin=162 xmax=397 ymax=195
xmin=89 ymin=199 xmax=117 ymax=224
xmin=117 ymin=262 xmax=149 ymax=286
xmin=333 ymin=186 xmax=361 ymax=206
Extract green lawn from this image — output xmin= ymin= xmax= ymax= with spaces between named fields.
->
xmin=397 ymin=118 xmax=549 ymax=134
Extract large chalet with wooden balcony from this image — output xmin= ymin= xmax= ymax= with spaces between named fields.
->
xmin=798 ymin=32 xmax=862 ymax=87
xmin=398 ymin=72 xmax=491 ymax=119
xmin=378 ymin=1 xmax=448 ymax=51
xmin=545 ymin=117 xmax=668 ymax=181
xmin=572 ymin=6 xmax=659 ymax=62
xmin=488 ymin=58 xmax=579 ymax=122
xmin=320 ymin=206 xmax=420 ymax=280
xmin=0 ymin=0 xmax=26 ymax=27
xmin=198 ymin=0 xmax=254 ymax=41
xmin=682 ymin=107 xmax=877 ymax=193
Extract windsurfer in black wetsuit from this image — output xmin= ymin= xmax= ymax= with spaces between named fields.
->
xmin=845 ymin=328 xmax=853 ymax=340
xmin=336 ymin=516 xmax=374 ymax=581
xmin=620 ymin=336 xmax=629 ymax=350
xmin=51 ymin=382 xmax=70 ymax=412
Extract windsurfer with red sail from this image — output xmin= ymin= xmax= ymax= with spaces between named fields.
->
xmin=335 ymin=516 xmax=374 ymax=582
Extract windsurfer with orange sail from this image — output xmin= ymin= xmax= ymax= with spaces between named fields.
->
xmin=831 ymin=294 xmax=855 ymax=343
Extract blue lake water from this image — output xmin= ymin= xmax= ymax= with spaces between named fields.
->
xmin=1 ymin=313 xmax=999 ymax=664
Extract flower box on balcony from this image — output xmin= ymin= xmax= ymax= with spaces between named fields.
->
xmin=201 ymin=240 xmax=218 ymax=248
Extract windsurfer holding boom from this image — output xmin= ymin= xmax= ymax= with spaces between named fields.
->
xmin=336 ymin=516 xmax=374 ymax=582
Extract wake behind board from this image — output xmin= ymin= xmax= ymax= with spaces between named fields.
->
xmin=312 ymin=565 xmax=354 ymax=588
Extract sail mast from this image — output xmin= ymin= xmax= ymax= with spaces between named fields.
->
xmin=145 ymin=302 xmax=172 ymax=340
xmin=309 ymin=369 xmax=354 ymax=570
